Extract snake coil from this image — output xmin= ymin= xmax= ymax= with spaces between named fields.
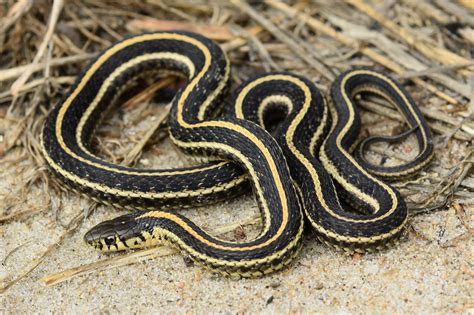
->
xmin=41 ymin=32 xmax=433 ymax=277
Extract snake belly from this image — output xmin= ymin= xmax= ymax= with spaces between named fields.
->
xmin=41 ymin=31 xmax=433 ymax=277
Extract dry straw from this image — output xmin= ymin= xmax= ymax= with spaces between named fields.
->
xmin=0 ymin=0 xmax=472 ymax=293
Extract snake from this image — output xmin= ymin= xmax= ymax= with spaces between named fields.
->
xmin=40 ymin=31 xmax=433 ymax=278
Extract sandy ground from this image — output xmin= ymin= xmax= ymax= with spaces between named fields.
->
xmin=1 ymin=134 xmax=472 ymax=314
xmin=1 ymin=0 xmax=473 ymax=313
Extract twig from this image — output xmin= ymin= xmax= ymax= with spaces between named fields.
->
xmin=231 ymin=0 xmax=336 ymax=81
xmin=434 ymin=0 xmax=474 ymax=27
xmin=122 ymin=104 xmax=170 ymax=166
xmin=399 ymin=62 xmax=474 ymax=79
xmin=346 ymin=0 xmax=472 ymax=77
xmin=0 ymin=53 xmax=93 ymax=83
xmin=0 ymin=0 xmax=33 ymax=34
xmin=266 ymin=0 xmax=462 ymax=106
xmin=0 ymin=76 xmax=75 ymax=100
xmin=0 ymin=209 xmax=84 ymax=293
xmin=10 ymin=0 xmax=64 ymax=97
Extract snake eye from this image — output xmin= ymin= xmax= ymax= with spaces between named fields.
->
xmin=104 ymin=236 xmax=116 ymax=245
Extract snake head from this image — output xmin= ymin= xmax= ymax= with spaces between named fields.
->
xmin=84 ymin=212 xmax=148 ymax=252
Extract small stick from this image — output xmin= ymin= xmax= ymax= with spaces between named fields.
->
xmin=0 ymin=210 xmax=84 ymax=293
xmin=40 ymin=247 xmax=178 ymax=287
xmin=399 ymin=62 xmax=474 ymax=79
xmin=122 ymin=104 xmax=170 ymax=166
xmin=0 ymin=76 xmax=75 ymax=100
xmin=231 ymin=0 xmax=336 ymax=81
xmin=10 ymin=0 xmax=64 ymax=97
xmin=0 ymin=53 xmax=93 ymax=83
xmin=122 ymin=77 xmax=177 ymax=110
xmin=346 ymin=0 xmax=472 ymax=77
xmin=266 ymin=0 xmax=462 ymax=106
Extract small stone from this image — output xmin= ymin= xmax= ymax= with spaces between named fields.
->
xmin=234 ymin=226 xmax=246 ymax=241
xmin=365 ymin=262 xmax=380 ymax=274
xmin=266 ymin=296 xmax=274 ymax=305
xmin=269 ymin=281 xmax=281 ymax=288
xmin=194 ymin=270 xmax=201 ymax=282
xmin=352 ymin=253 xmax=362 ymax=261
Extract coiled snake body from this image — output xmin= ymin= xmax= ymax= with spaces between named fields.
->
xmin=41 ymin=32 xmax=433 ymax=277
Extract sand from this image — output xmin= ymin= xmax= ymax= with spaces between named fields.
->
xmin=1 ymin=137 xmax=472 ymax=314
xmin=0 ymin=0 xmax=473 ymax=313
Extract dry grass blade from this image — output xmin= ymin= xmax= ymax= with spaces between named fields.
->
xmin=231 ymin=0 xmax=336 ymax=81
xmin=40 ymin=246 xmax=178 ymax=287
xmin=66 ymin=6 xmax=112 ymax=46
xmin=0 ymin=53 xmax=94 ymax=83
xmin=221 ymin=26 xmax=264 ymax=52
xmin=266 ymin=0 xmax=462 ymax=105
xmin=121 ymin=76 xmax=177 ymax=110
xmin=346 ymin=0 xmax=472 ymax=77
xmin=0 ymin=210 xmax=84 ymax=293
xmin=120 ymin=76 xmax=177 ymax=165
xmin=0 ymin=0 xmax=33 ymax=35
xmin=401 ymin=0 xmax=451 ymax=24
xmin=0 ymin=76 xmax=75 ymax=100
xmin=122 ymin=104 xmax=170 ymax=166
xmin=435 ymin=0 xmax=474 ymax=26
xmin=399 ymin=62 xmax=474 ymax=79
xmin=322 ymin=13 xmax=471 ymax=98
xmin=0 ymin=206 xmax=47 ymax=224
xmin=10 ymin=0 xmax=64 ymax=97
xmin=0 ymin=0 xmax=472 ymax=311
